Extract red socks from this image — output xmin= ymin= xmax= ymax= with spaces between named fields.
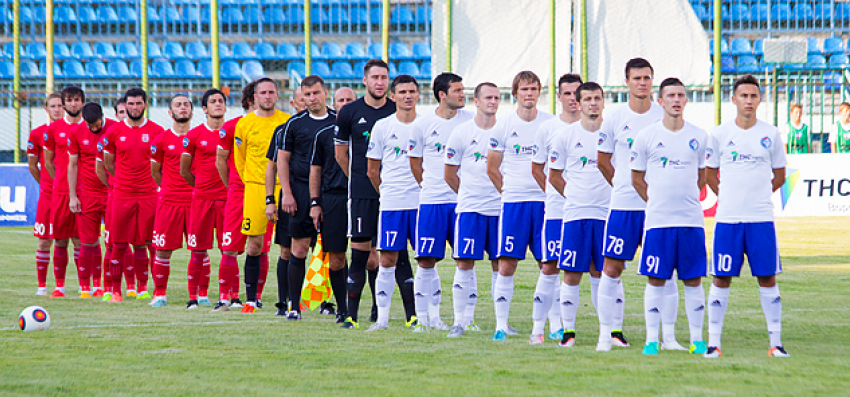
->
xmin=257 ymin=253 xmax=269 ymax=300
xmin=92 ymin=245 xmax=102 ymax=289
xmin=200 ymin=254 xmax=211 ymax=298
xmin=53 ymin=245 xmax=69 ymax=288
xmin=187 ymin=252 xmax=205 ymax=300
xmin=133 ymin=246 xmax=149 ymax=292
xmin=78 ymin=245 xmax=97 ymax=292
xmin=153 ymin=256 xmax=171 ymax=297
xmin=123 ymin=248 xmax=135 ymax=291
xmin=103 ymin=245 xmax=113 ymax=292
xmin=111 ymin=243 xmax=129 ymax=295
xmin=36 ymin=250 xmax=50 ymax=288
xmin=219 ymin=254 xmax=238 ymax=301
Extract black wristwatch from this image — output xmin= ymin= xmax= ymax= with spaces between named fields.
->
xmin=310 ymin=197 xmax=322 ymax=207
xmin=265 ymin=195 xmax=275 ymax=205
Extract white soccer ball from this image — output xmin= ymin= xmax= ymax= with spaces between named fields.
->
xmin=19 ymin=306 xmax=51 ymax=331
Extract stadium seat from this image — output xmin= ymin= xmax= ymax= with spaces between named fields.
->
xmin=829 ymin=54 xmax=850 ymax=68
xmin=692 ymin=4 xmax=709 ymax=21
xmin=263 ymin=7 xmax=286 ymax=24
xmin=163 ymin=7 xmax=181 ymax=24
xmin=174 ymin=59 xmax=200 ymax=78
xmin=390 ymin=42 xmax=412 ymax=59
xmin=812 ymin=3 xmax=833 ymax=21
xmin=729 ymin=3 xmax=748 ymax=22
xmin=53 ymin=42 xmax=71 ymax=60
xmin=129 ymin=59 xmax=143 ymax=78
xmin=18 ymin=7 xmax=33 ymax=25
xmin=736 ymin=55 xmax=761 ymax=73
xmin=298 ymin=43 xmax=321 ymax=59
xmin=321 ymin=42 xmax=345 ymax=60
xmin=353 ymin=61 xmax=365 ymax=78
xmin=2 ymin=43 xmax=24 ymax=60
xmin=198 ymin=60 xmax=213 ymax=78
xmin=220 ymin=60 xmax=242 ymax=79
xmin=345 ymin=42 xmax=367 ymax=60
xmin=398 ymin=60 xmax=419 ymax=77
xmin=34 ymin=6 xmax=46 ymax=24
xmin=231 ymin=42 xmax=256 ymax=59
xmin=148 ymin=41 xmax=164 ymax=58
xmin=312 ymin=61 xmax=332 ymax=78
xmin=349 ymin=6 xmax=368 ymax=25
xmin=70 ymin=41 xmax=95 ymax=60
xmin=837 ymin=3 xmax=850 ymax=21
xmin=21 ymin=61 xmax=39 ymax=79
xmin=97 ymin=5 xmax=119 ymax=24
xmin=146 ymin=7 xmax=162 ymax=23
xmin=39 ymin=61 xmax=63 ymax=79
xmin=770 ymin=4 xmax=791 ymax=21
xmin=794 ymin=3 xmax=815 ymax=21
xmin=118 ymin=6 xmax=137 ymax=22
xmin=753 ymin=37 xmax=764 ymax=56
xmin=749 ymin=3 xmax=768 ymax=22
xmin=222 ymin=6 xmax=244 ymax=24
xmin=115 ymin=41 xmax=138 ymax=59
xmin=255 ymin=42 xmax=276 ymax=60
xmin=277 ymin=42 xmax=298 ymax=59
xmin=287 ymin=61 xmax=306 ymax=78
xmin=54 ymin=6 xmax=77 ymax=24
xmin=0 ymin=61 xmax=14 ymax=79
xmin=328 ymin=6 xmax=349 ymax=24
xmin=164 ymin=41 xmax=187 ymax=60
xmin=242 ymin=60 xmax=265 ymax=80
xmin=182 ymin=6 xmax=200 ymax=24
xmin=824 ymin=37 xmax=844 ymax=55
xmin=729 ymin=38 xmax=752 ymax=56
xmin=391 ymin=6 xmax=414 ymax=25
xmin=368 ymin=42 xmax=383 ymax=59
xmin=76 ymin=6 xmax=96 ymax=24
xmin=107 ymin=60 xmax=131 ymax=78
xmin=25 ymin=42 xmax=46 ymax=60
xmin=416 ymin=5 xmax=431 ymax=24
xmin=709 ymin=38 xmax=729 ymax=56
xmin=186 ymin=41 xmax=209 ymax=60
xmin=85 ymin=60 xmax=109 ymax=78
xmin=807 ymin=37 xmax=822 ymax=55
xmin=151 ymin=59 xmax=175 ymax=78
xmin=720 ymin=55 xmax=735 ymax=73
xmin=331 ymin=61 xmax=356 ymax=79
xmin=63 ymin=60 xmax=86 ymax=78
xmin=412 ymin=42 xmax=431 ymax=60
xmin=807 ymin=54 xmax=827 ymax=70
xmin=419 ymin=61 xmax=432 ymax=79
xmin=388 ymin=61 xmax=398 ymax=78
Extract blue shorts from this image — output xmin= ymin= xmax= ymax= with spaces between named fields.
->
xmin=603 ymin=210 xmax=646 ymax=260
xmin=712 ymin=222 xmax=782 ymax=277
xmin=378 ymin=209 xmax=417 ymax=251
xmin=453 ymin=212 xmax=498 ymax=260
xmin=638 ymin=227 xmax=707 ymax=280
xmin=540 ymin=219 xmax=563 ymax=262
xmin=559 ymin=219 xmax=605 ymax=272
xmin=497 ymin=201 xmax=545 ymax=260
xmin=415 ymin=203 xmax=456 ymax=260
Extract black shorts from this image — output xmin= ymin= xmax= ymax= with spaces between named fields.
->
xmin=348 ymin=197 xmax=379 ymax=240
xmin=320 ymin=192 xmax=348 ymax=253
xmin=275 ymin=205 xmax=291 ymax=247
xmin=289 ymin=182 xmax=317 ymax=239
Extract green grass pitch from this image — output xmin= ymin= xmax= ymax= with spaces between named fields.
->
xmin=1 ymin=218 xmax=849 ymax=396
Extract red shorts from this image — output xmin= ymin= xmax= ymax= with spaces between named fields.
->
xmin=222 ymin=188 xmax=273 ymax=253
xmin=76 ymin=195 xmax=108 ymax=244
xmin=188 ymin=198 xmax=225 ymax=251
xmin=50 ymin=194 xmax=77 ymax=240
xmin=154 ymin=201 xmax=190 ymax=251
xmin=34 ymin=191 xmax=52 ymax=239
xmin=110 ymin=197 xmax=156 ymax=245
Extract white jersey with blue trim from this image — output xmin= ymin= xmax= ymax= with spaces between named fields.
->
xmin=407 ymin=109 xmax=474 ymax=205
xmin=489 ymin=110 xmax=555 ymax=203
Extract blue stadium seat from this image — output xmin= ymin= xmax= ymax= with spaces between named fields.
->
xmin=349 ymin=6 xmax=368 ymax=25
xmin=353 ymin=61 xmax=365 ymax=78
xmin=813 ymin=3 xmax=833 ymax=20
xmin=129 ymin=59 xmax=143 ymax=78
xmin=186 ymin=41 xmax=209 ymax=60
xmin=830 ymin=54 xmax=850 ymax=68
xmin=730 ymin=38 xmax=752 ymax=56
xmin=0 ymin=61 xmax=14 ymax=79
xmin=412 ymin=42 xmax=430 ymax=60
xmin=398 ymin=60 xmax=419 ymax=77
xmin=21 ymin=61 xmax=40 ymax=79
xmin=18 ymin=7 xmax=33 ymax=24
xmin=222 ymin=6 xmax=244 ymax=24
xmin=824 ymin=37 xmax=844 ymax=55
xmin=164 ymin=41 xmax=187 ymax=60
xmin=770 ymin=4 xmax=791 ymax=21
xmin=753 ymin=37 xmax=764 ymax=56
xmin=174 ymin=59 xmax=200 ymax=78
xmin=118 ymin=6 xmax=137 ymax=22
xmin=218 ymin=43 xmax=233 ymax=59
xmin=416 ymin=5 xmax=431 ymax=24
xmin=221 ymin=60 xmax=242 ymax=79
xmin=85 ymin=60 xmax=109 ymax=78
xmin=331 ymin=61 xmax=356 ymax=79
xmin=277 ymin=42 xmax=298 ymax=59
xmin=71 ymin=41 xmax=95 ymax=60
xmin=244 ymin=6 xmax=262 ymax=24
xmin=54 ymin=6 xmax=77 ymax=24
xmin=242 ymin=60 xmax=265 ymax=79
xmin=146 ymin=7 xmax=162 ymax=23
xmin=163 ymin=7 xmax=181 ymax=24
xmin=312 ymin=61 xmax=332 ymax=78
xmin=720 ymin=4 xmax=729 ymax=21
xmin=390 ymin=42 xmax=412 ymax=59
xmin=3 ymin=43 xmax=24 ymax=60
xmin=287 ymin=61 xmax=306 ymax=77
xmin=34 ymin=6 xmax=46 ymax=24
xmin=328 ymin=6 xmax=349 ymax=24
xmin=807 ymin=37 xmax=822 ymax=55
xmin=720 ymin=55 xmax=735 ymax=73
xmin=288 ymin=7 xmax=325 ymax=25
xmin=321 ymin=42 xmax=345 ymax=60
xmin=63 ymin=60 xmax=86 ymax=78
xmin=115 ymin=41 xmax=138 ymax=59
xmin=368 ymin=42 xmax=383 ymax=59
xmin=729 ymin=3 xmax=748 ymax=22
xmin=837 ymin=3 xmax=850 ymax=20
xmin=107 ymin=60 xmax=131 ymax=78
xmin=692 ymin=4 xmax=709 ymax=21
xmin=345 ymin=42 xmax=367 ymax=60
xmin=97 ymin=5 xmax=119 ymax=24
xmin=368 ymin=7 xmax=381 ymax=24
xmin=263 ymin=7 xmax=286 ymax=24
xmin=231 ymin=42 xmax=256 ymax=59
xmin=794 ymin=3 xmax=814 ymax=21
xmin=709 ymin=38 xmax=729 ymax=56
xmin=198 ymin=60 xmax=213 ymax=78
xmin=151 ymin=59 xmax=175 ymax=78
xmin=255 ymin=42 xmax=276 ymax=60
xmin=808 ymin=54 xmax=827 ymax=70
xmin=749 ymin=3 xmax=768 ymax=22
xmin=25 ymin=42 xmax=46 ymax=60
xmin=388 ymin=61 xmax=398 ymax=78
xmin=76 ymin=6 xmax=96 ymax=24
xmin=39 ymin=61 xmax=63 ymax=79
xmin=298 ymin=43 xmax=321 ymax=59
xmin=391 ymin=6 xmax=414 ymax=25
xmin=148 ymin=41 xmax=164 ymax=58
xmin=182 ymin=6 xmax=200 ymax=24
xmin=736 ymin=55 xmax=761 ymax=73
xmin=53 ymin=42 xmax=71 ymax=60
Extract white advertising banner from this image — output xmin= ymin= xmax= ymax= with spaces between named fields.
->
xmin=773 ymin=154 xmax=850 ymax=217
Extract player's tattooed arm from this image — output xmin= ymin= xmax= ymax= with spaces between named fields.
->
xmin=548 ymin=168 xmax=566 ymax=196
xmin=486 ymin=150 xmax=504 ymax=193
xmin=215 ymin=148 xmax=229 ymax=187
xmin=597 ymin=151 xmax=615 ymax=186
xmin=444 ymin=164 xmax=460 ymax=194
xmin=631 ymin=170 xmax=648 ymax=202
xmin=771 ymin=167 xmax=786 ymax=192
xmin=706 ymin=167 xmax=720 ymax=195
xmin=334 ymin=145 xmax=350 ymax=178
xmin=531 ymin=162 xmax=547 ymax=192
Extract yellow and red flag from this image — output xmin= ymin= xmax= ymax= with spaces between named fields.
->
xmin=300 ymin=234 xmax=332 ymax=311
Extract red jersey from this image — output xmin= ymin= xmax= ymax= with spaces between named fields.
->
xmin=103 ymin=119 xmax=164 ymax=198
xmin=27 ymin=124 xmax=53 ymax=195
xmin=68 ymin=119 xmax=114 ymax=197
xmin=218 ymin=116 xmax=244 ymax=189
xmin=184 ymin=123 xmax=227 ymax=200
xmin=151 ymin=129 xmax=193 ymax=205
xmin=44 ymin=117 xmax=84 ymax=196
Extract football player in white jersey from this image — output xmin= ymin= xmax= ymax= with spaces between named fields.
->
xmin=704 ymin=75 xmax=789 ymax=358
xmin=366 ymin=75 xmax=422 ymax=331
xmin=531 ymin=73 xmax=583 ymax=342
xmin=443 ymin=82 xmax=502 ymax=338
xmin=547 ymin=82 xmax=611 ymax=346
xmin=487 ymin=71 xmax=555 ymax=341
xmin=408 ymin=73 xmax=474 ymax=331
xmin=596 ymin=58 xmax=685 ymax=351
xmin=630 ymin=78 xmax=708 ymax=356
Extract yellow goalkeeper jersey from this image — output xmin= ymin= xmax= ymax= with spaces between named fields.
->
xmin=234 ymin=109 xmax=290 ymax=185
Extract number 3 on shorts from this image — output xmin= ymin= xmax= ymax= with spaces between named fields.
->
xmin=242 ymin=217 xmax=251 ymax=232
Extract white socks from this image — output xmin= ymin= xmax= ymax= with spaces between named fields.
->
xmin=560 ymin=283 xmax=580 ymax=332
xmin=375 ymin=266 xmax=396 ymax=326
xmin=662 ymin=279 xmax=680 ymax=342
xmin=429 ymin=270 xmax=443 ymax=324
xmin=707 ymin=284 xmax=730 ymax=348
xmin=531 ymin=272 xmax=558 ymax=335
xmin=414 ymin=267 xmax=436 ymax=327
xmin=759 ymin=285 xmax=783 ymax=348
xmin=684 ymin=284 xmax=705 ymax=344
xmin=590 ymin=276 xmax=600 ymax=311
xmin=644 ymin=284 xmax=664 ymax=344
xmin=490 ymin=270 xmax=498 ymax=301
xmin=493 ymin=274 xmax=514 ymax=332
xmin=614 ymin=279 xmax=625 ymax=330
xmin=548 ymin=280 xmax=562 ymax=333
xmin=597 ymin=274 xmax=620 ymax=340
xmin=464 ymin=269 xmax=478 ymax=326
xmin=452 ymin=268 xmax=473 ymax=327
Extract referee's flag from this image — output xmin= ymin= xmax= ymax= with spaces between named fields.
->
xmin=300 ymin=234 xmax=332 ymax=311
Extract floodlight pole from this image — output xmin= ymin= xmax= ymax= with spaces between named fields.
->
xmin=141 ymin=0 xmax=149 ymax=94
xmin=550 ymin=0 xmax=556 ymax=114
xmin=445 ymin=0 xmax=452 ymax=72
xmin=13 ymin=0 xmax=20 ymax=163
xmin=305 ymin=0 xmax=312 ymax=76
xmin=46 ymin=0 xmax=54 ymax=94
xmin=580 ymin=0 xmax=587 ymax=81
xmin=211 ymin=0 xmax=220 ymax=88
xmin=713 ymin=0 xmax=721 ymax=126
xmin=382 ymin=0 xmax=390 ymax=63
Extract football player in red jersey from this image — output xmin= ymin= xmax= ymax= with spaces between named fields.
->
xmin=68 ymin=103 xmax=115 ymax=298
xmin=149 ymin=95 xmax=194 ymax=307
xmin=103 ymin=88 xmax=165 ymax=302
xmin=181 ymin=90 xmax=228 ymax=309
xmin=43 ymin=86 xmax=85 ymax=298
xmin=27 ymin=93 xmax=64 ymax=295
